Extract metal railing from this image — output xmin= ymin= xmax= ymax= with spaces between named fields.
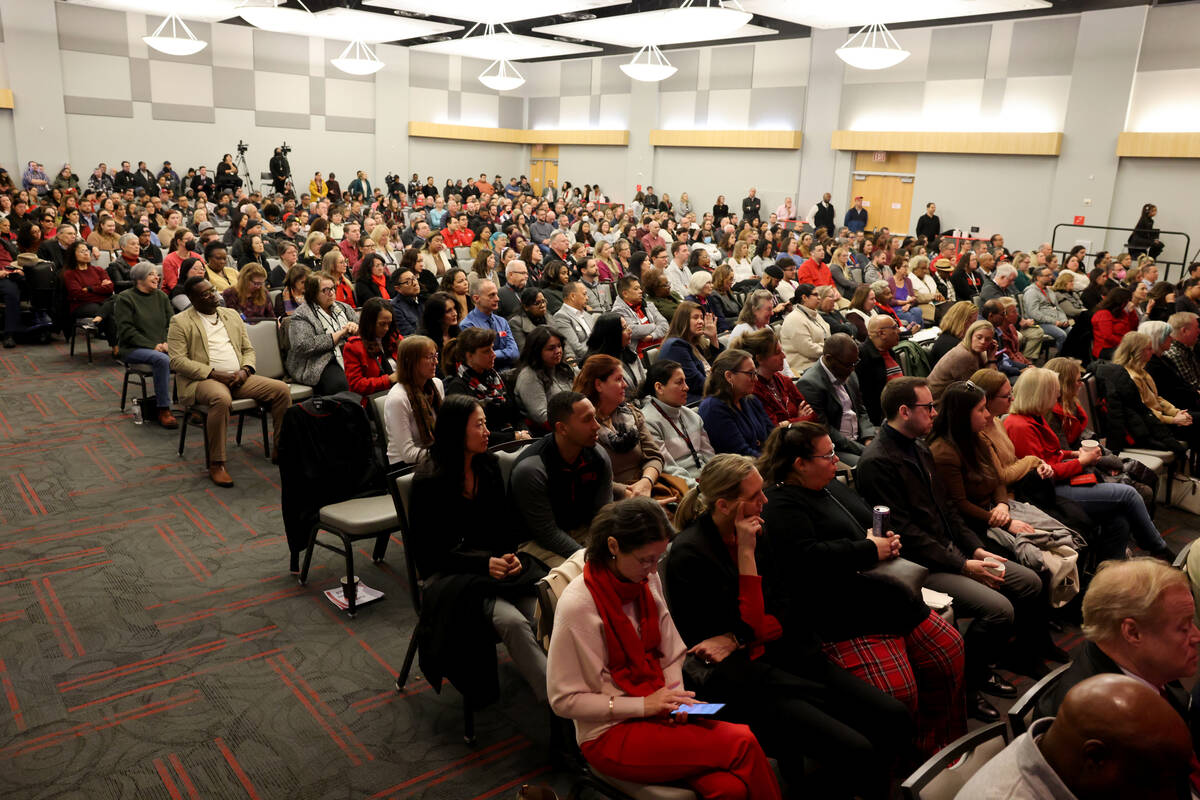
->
xmin=1051 ymin=223 xmax=1192 ymax=283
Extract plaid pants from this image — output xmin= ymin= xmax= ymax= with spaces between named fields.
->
xmin=822 ymin=610 xmax=966 ymax=758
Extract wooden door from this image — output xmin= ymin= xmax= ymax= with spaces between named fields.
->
xmin=852 ymin=174 xmax=915 ymax=235
xmin=529 ymin=161 xmax=545 ymax=195
xmin=543 ymin=160 xmax=558 ymax=195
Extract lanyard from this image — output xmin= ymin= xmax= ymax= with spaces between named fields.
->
xmin=650 ymin=400 xmax=702 ymax=468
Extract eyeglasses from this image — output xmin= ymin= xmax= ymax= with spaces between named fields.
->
xmin=811 ymin=450 xmax=839 ymax=462
xmin=909 ymin=402 xmax=936 ymax=411
xmin=319 ymin=286 xmax=335 ymax=295
xmin=632 ymin=552 xmax=665 ymax=569
xmin=731 ymin=369 xmax=756 ymax=377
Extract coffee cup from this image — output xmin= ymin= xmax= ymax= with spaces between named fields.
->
xmin=982 ymin=558 xmax=1006 ymax=579
xmin=1080 ymin=439 xmax=1100 ymax=453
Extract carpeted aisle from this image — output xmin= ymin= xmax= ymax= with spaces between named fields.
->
xmin=0 ymin=340 xmax=569 ymax=800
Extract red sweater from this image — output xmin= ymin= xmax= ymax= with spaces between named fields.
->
xmin=63 ymin=265 xmax=114 ymax=312
xmin=1003 ymin=412 xmax=1082 ymax=481
xmin=1091 ymin=308 xmax=1138 ymax=357
xmin=795 ymin=258 xmax=833 ymax=287
xmin=342 ymin=335 xmax=397 ymax=402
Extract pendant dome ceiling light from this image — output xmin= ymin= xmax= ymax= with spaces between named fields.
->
xmin=835 ymin=21 xmax=911 ymax=70
xmin=658 ymin=0 xmax=752 ymax=42
xmin=143 ymin=13 xmax=207 ymax=56
xmin=620 ymin=44 xmax=677 ymax=82
xmin=331 ymin=40 xmax=385 ymax=75
xmin=464 ymin=22 xmax=526 ymax=91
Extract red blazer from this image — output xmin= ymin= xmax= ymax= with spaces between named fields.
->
xmin=795 ymin=258 xmax=833 ymax=287
xmin=342 ymin=335 xmax=397 ymax=401
xmin=1003 ymin=412 xmax=1082 ymax=481
xmin=1051 ymin=400 xmax=1088 ymax=448
xmin=1091 ymin=308 xmax=1138 ymax=357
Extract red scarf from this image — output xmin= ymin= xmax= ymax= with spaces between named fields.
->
xmin=582 ymin=561 xmax=665 ymax=697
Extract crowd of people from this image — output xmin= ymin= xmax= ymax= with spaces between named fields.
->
xmin=3 ymin=157 xmax=1199 ymax=798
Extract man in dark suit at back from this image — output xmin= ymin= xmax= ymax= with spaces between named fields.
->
xmin=741 ymin=187 xmax=761 ymax=223
xmin=1036 ymin=558 xmax=1200 ymax=754
xmin=795 ymin=333 xmax=876 ymax=465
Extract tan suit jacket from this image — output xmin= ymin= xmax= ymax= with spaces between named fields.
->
xmin=168 ymin=307 xmax=257 ymax=406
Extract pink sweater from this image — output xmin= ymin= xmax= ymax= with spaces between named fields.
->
xmin=547 ymin=571 xmax=687 ymax=745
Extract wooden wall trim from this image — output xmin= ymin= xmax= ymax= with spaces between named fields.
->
xmin=1117 ymin=132 xmax=1200 ymax=158
xmin=407 ymin=122 xmax=628 ymax=146
xmin=0 ymin=90 xmax=12 ymax=110
xmin=832 ymin=130 xmax=1062 ymax=156
xmin=648 ymin=129 xmax=803 ymax=149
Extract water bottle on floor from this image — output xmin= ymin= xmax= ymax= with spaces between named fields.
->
xmin=132 ymin=398 xmax=143 ymax=425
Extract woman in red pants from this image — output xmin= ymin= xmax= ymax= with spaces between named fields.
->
xmin=547 ymin=497 xmax=781 ymax=800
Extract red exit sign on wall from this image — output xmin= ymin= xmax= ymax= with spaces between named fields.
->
xmin=872 ymin=151 xmax=887 ymax=162
xmin=1073 ymin=215 xmax=1086 ymax=225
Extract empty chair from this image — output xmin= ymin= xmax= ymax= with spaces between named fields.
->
xmin=1006 ymin=662 xmax=1072 ymax=737
xmin=901 ymin=722 xmax=1010 ymax=800
xmin=245 ymin=319 xmax=313 ymax=404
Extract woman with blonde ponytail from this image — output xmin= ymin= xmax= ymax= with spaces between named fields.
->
xmin=665 ymin=454 xmax=912 ymax=799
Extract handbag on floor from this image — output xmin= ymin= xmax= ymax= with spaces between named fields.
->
xmin=1168 ymin=473 xmax=1200 ymax=516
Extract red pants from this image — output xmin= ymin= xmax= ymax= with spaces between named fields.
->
xmin=822 ymin=609 xmax=966 ymax=757
xmin=581 ymin=718 xmax=781 ymax=800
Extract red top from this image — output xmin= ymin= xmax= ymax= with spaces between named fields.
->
xmin=335 ymin=280 xmax=356 ymax=308
xmin=443 ymin=229 xmax=475 ymax=249
xmin=795 ymin=257 xmax=833 ymax=287
xmin=1051 ymin=400 xmax=1088 ymax=447
xmin=1003 ymin=412 xmax=1082 ymax=480
xmin=163 ymin=250 xmax=202 ymax=290
xmin=753 ymin=371 xmax=814 ymax=426
xmin=338 ymin=238 xmax=362 ymax=272
xmin=371 ymin=273 xmax=390 ymax=301
xmin=1091 ymin=308 xmax=1138 ymax=357
xmin=722 ymin=541 xmax=783 ymax=661
xmin=342 ymin=335 xmax=398 ymax=402
xmin=62 ymin=265 xmax=114 ymax=313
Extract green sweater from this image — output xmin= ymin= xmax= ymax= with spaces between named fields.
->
xmin=113 ymin=287 xmax=173 ymax=357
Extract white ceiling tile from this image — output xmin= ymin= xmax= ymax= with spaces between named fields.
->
xmin=364 ymin=0 xmax=630 ymax=25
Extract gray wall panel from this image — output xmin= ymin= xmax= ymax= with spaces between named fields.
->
xmin=748 ymin=85 xmax=805 ymax=128
xmin=447 ymin=90 xmax=461 ymax=122
xmin=253 ymin=30 xmax=308 ymax=76
xmin=928 ymin=25 xmax=990 ymax=81
xmin=213 ymin=67 xmax=255 ymax=110
xmin=499 ymin=95 xmax=524 ymax=129
xmin=980 ymin=77 xmax=1005 ymax=116
xmin=255 ymin=110 xmax=310 ymax=130
xmin=694 ymin=90 xmax=709 ymax=126
xmin=839 ymin=81 xmax=924 ymax=128
xmin=308 ymin=76 xmax=324 ymax=116
xmin=1137 ymin=4 xmax=1200 ymax=72
xmin=599 ymin=56 xmax=630 ymax=95
xmin=151 ymin=103 xmax=215 ymax=123
xmin=660 ymin=49 xmax=700 ymax=92
xmin=1008 ymin=16 xmax=1079 ymax=77
xmin=129 ymin=58 xmax=151 ymax=103
xmin=64 ymin=96 xmax=133 ymax=118
xmin=561 ymin=60 xmax=592 ymax=96
xmin=410 ymin=51 xmax=449 ymax=90
xmin=326 ymin=116 xmax=376 ymax=134
xmin=708 ymin=45 xmax=755 ymax=91
xmin=56 ymin=3 xmax=127 ymax=57
xmin=528 ymin=96 xmax=559 ymax=128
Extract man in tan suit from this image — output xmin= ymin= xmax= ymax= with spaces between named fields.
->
xmin=168 ymin=275 xmax=290 ymax=487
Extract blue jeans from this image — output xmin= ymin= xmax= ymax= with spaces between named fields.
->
xmin=896 ymin=306 xmax=924 ymax=329
xmin=1057 ymin=481 xmax=1165 ymax=553
xmin=123 ymin=347 xmax=171 ymax=409
xmin=1039 ymin=323 xmax=1067 ymax=349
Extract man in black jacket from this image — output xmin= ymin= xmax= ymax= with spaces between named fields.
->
xmin=855 ymin=315 xmax=903 ymax=425
xmin=388 ymin=267 xmax=422 ymax=336
xmin=269 ymin=148 xmax=290 ymax=195
xmin=742 ymin=187 xmax=761 ymax=222
xmin=113 ymin=161 xmax=137 ymax=193
xmin=796 ymin=334 xmax=877 ymax=464
xmin=1034 ymin=558 xmax=1200 ymax=753
xmin=857 ymin=377 xmax=1053 ymax=722
xmin=914 ymin=202 xmax=941 ymax=241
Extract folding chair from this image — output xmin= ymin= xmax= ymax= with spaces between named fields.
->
xmin=118 ymin=359 xmax=152 ymax=411
xmin=68 ymin=318 xmax=96 ymax=363
xmin=245 ymin=320 xmax=313 ymax=405
xmin=1006 ymin=662 xmax=1072 ymax=737
xmin=900 ymin=722 xmax=1010 ymax=800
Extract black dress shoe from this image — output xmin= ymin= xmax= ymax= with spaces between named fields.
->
xmin=1042 ymin=642 xmax=1070 ymax=663
xmin=980 ymin=671 xmax=1017 ymax=698
xmin=968 ymin=691 xmax=1000 ymax=722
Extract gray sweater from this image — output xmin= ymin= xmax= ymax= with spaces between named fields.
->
xmin=285 ymin=300 xmax=358 ymax=386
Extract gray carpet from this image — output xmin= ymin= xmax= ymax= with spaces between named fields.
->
xmin=0 ymin=340 xmax=568 ymax=799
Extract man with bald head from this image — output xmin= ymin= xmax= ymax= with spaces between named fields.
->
xmin=795 ymin=332 xmax=876 ymax=465
xmin=957 ymin=674 xmax=1192 ymax=799
xmin=856 ymin=314 xmax=904 ymax=425
xmin=1035 ymin=558 xmax=1200 ymax=748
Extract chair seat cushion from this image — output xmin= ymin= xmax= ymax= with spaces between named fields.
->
xmin=589 ymin=768 xmax=697 ymax=800
xmin=1123 ymin=449 xmax=1172 ymax=467
xmin=319 ymin=494 xmax=398 ymax=536
xmin=188 ymin=398 xmax=261 ymax=415
xmin=288 ymin=384 xmax=313 ymax=402
xmin=124 ymin=363 xmax=154 ymax=375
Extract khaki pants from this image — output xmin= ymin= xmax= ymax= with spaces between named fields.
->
xmin=1018 ymin=324 xmax=1047 ymax=361
xmin=193 ymin=375 xmax=291 ymax=463
xmin=518 ymin=535 xmax=586 ymax=569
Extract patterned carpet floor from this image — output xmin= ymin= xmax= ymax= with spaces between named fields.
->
xmin=0 ymin=340 xmax=569 ymax=800
xmin=1 ymin=338 xmax=1197 ymax=799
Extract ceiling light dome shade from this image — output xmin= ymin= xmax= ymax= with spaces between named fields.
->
xmin=656 ymin=1 xmax=752 ymax=43
xmin=621 ymin=44 xmax=678 ymax=82
xmin=835 ymin=22 xmax=910 ymax=70
xmin=479 ymin=59 xmax=525 ymax=91
xmin=236 ymin=0 xmax=294 ymax=31
xmin=331 ymin=40 xmax=384 ymax=75
xmin=143 ymin=13 xmax=207 ymax=56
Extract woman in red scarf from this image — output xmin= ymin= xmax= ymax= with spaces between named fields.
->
xmin=547 ymin=498 xmax=781 ymax=799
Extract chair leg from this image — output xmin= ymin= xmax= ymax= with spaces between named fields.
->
xmin=342 ymin=533 xmax=357 ymax=618
xmin=85 ymin=331 xmax=93 ymax=364
xmin=396 ymin=628 xmax=419 ymax=690
xmin=120 ymin=373 xmax=130 ymax=411
xmin=236 ymin=413 xmax=245 ymax=446
xmin=463 ymin=704 xmax=476 ymax=745
xmin=259 ymin=409 xmax=270 ymax=458
xmin=69 ymin=328 xmax=76 ymax=356
xmin=371 ymin=532 xmax=388 ymax=563
xmin=298 ymin=524 xmax=320 ymax=585
xmin=201 ymin=414 xmax=211 ymax=468
xmin=177 ymin=409 xmax=189 ymax=456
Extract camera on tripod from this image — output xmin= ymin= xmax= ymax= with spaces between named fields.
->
xmin=279 ymin=142 xmax=292 ymax=156
xmin=236 ymin=140 xmax=248 ymax=155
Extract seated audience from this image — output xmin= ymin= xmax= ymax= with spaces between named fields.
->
xmin=796 ymin=334 xmax=877 ymax=465
xmin=389 ymin=267 xmax=423 ymax=336
xmin=698 ymin=348 xmax=773 ymax=457
xmin=1052 ymin=271 xmax=1086 ymax=319
xmin=322 ymin=248 xmax=356 ymax=308
xmin=843 ymin=284 xmax=876 ymax=341
xmin=738 ymin=327 xmax=814 ymax=426
xmin=222 ymin=263 xmax=274 ymax=321
xmin=780 ymin=283 xmax=829 ymax=375
xmin=514 ymin=325 xmax=577 ymax=432
xmin=684 ymin=270 xmax=731 ymax=334
xmin=856 ymin=315 xmax=904 ymax=426
xmin=508 ymin=287 xmax=548 ymax=352
xmin=638 ymin=359 xmax=715 ymax=486
xmin=816 ymin=284 xmax=856 ymax=337
xmin=1152 ymin=311 xmax=1200 ymax=414
xmin=274 ymin=264 xmax=309 ymax=317
xmin=203 ymin=242 xmax=240 ymax=294
xmin=586 ymin=312 xmax=645 ymax=400
xmin=408 ymin=395 xmax=548 ymax=706
xmin=756 ymin=424 xmax=966 ymax=757
xmin=961 ymin=674 xmax=1192 ymax=800
xmin=729 ymin=289 xmax=779 ymax=346
xmin=1091 ymin=287 xmax=1138 ymax=359
xmin=353 ymin=253 xmax=391 ymax=305
xmin=927 ymin=300 xmax=978 ymax=365
xmin=659 ymin=301 xmax=722 ymax=403
xmin=1005 ymin=367 xmax=1172 ymax=560
xmin=857 ymin=377 xmax=1050 ymax=722
xmin=611 ymin=274 xmax=668 ymax=355
xmin=926 ymin=320 xmax=996 ymax=401
xmin=112 ymin=261 xmax=178 ymax=428
xmin=547 ymin=498 xmax=782 ymax=799
xmin=342 ymin=297 xmax=398 ymax=401
xmin=442 ymin=327 xmax=529 ymax=446
xmin=384 ymin=334 xmax=443 ymax=466
xmin=459 ymin=280 xmax=519 ymax=369
xmin=62 ymin=239 xmax=115 ymax=346
xmin=286 ymin=273 xmax=359 ymax=395
xmin=510 ymin=391 xmax=612 ymax=567
xmin=439 ymin=267 xmax=472 ymax=321
xmin=549 ymin=281 xmax=594 ymax=366
xmin=709 ymin=265 xmax=742 ymax=322
xmin=1096 ymin=329 xmax=1191 ymax=461
xmin=168 ymin=277 xmax=291 ymax=487
xmin=162 ymin=229 xmax=202 ymax=291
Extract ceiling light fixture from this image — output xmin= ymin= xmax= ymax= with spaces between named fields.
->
xmin=143 ymin=13 xmax=207 ymax=56
xmin=660 ymin=0 xmax=752 ymax=41
xmin=835 ymin=21 xmax=911 ymax=70
xmin=236 ymin=0 xmax=291 ymax=30
xmin=479 ymin=59 xmax=525 ymax=91
xmin=620 ymin=44 xmax=678 ymax=82
xmin=331 ymin=40 xmax=385 ymax=75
